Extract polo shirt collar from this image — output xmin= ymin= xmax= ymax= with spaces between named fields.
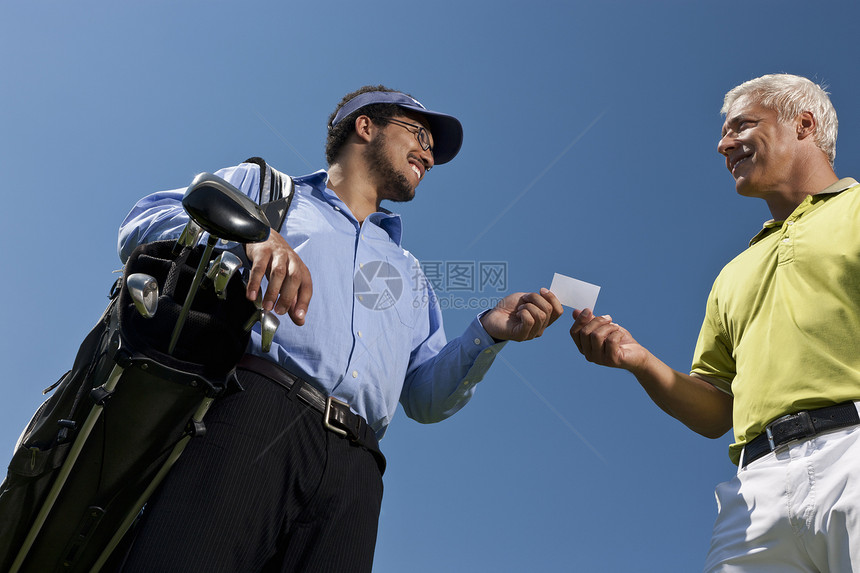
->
xmin=815 ymin=177 xmax=859 ymax=197
xmin=749 ymin=177 xmax=859 ymax=246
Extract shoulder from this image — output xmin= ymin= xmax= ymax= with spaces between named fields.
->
xmin=211 ymin=163 xmax=263 ymax=201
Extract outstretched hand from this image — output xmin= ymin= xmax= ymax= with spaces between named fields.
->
xmin=569 ymin=308 xmax=648 ymax=371
xmin=479 ymin=288 xmax=564 ymax=342
xmin=244 ymin=229 xmax=313 ymax=326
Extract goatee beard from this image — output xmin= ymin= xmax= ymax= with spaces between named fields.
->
xmin=365 ymin=131 xmax=414 ymax=203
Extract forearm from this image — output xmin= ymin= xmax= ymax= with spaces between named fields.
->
xmin=628 ymin=352 xmax=733 ymax=439
xmin=401 ymin=316 xmax=504 ymax=423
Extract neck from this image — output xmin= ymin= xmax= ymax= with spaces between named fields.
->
xmin=764 ymin=154 xmax=839 ymax=220
xmin=326 ymin=160 xmax=381 ymax=224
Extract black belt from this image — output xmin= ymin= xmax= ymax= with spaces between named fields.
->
xmin=742 ymin=401 xmax=860 ymax=468
xmin=237 ymin=354 xmax=385 ymax=474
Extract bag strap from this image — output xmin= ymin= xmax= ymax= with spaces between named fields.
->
xmin=243 ymin=157 xmax=295 ymax=232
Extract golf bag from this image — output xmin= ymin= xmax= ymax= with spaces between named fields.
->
xmin=0 ymin=159 xmax=293 ymax=573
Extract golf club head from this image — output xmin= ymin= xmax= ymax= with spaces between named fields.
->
xmin=126 ymin=273 xmax=159 ymax=318
xmin=205 ymin=252 xmax=243 ymax=300
xmin=182 ymin=173 xmax=271 ymax=244
xmin=175 ymin=218 xmax=204 ymax=252
xmin=260 ymin=311 xmax=280 ymax=353
xmin=243 ymin=308 xmax=263 ymax=333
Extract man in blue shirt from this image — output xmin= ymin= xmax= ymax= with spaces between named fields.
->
xmin=116 ymin=86 xmax=562 ymax=572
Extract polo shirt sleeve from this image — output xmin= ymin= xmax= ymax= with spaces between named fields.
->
xmin=690 ymin=282 xmax=735 ymax=395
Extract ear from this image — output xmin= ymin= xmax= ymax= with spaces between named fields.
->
xmin=796 ymin=111 xmax=816 ymax=141
xmin=353 ymin=115 xmax=375 ymax=143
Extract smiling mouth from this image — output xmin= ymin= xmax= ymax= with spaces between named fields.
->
xmin=408 ymin=160 xmax=423 ymax=181
xmin=731 ymin=155 xmax=751 ymax=175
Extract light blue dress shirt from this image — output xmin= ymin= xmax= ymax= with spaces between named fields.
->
xmin=118 ymin=163 xmax=505 ymax=438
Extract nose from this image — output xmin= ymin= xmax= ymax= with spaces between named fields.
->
xmin=420 ymin=146 xmax=435 ymax=170
xmin=717 ymin=132 xmax=735 ymax=157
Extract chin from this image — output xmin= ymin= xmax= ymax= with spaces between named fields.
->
xmin=732 ymin=175 xmax=754 ymax=196
xmin=734 ymin=179 xmax=771 ymax=201
xmin=385 ymin=186 xmax=415 ymax=203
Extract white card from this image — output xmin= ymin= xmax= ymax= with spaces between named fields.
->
xmin=549 ymin=273 xmax=600 ymax=311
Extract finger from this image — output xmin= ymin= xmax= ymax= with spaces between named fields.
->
xmin=539 ymin=288 xmax=565 ymax=325
xmin=570 ymin=307 xmax=593 ymax=336
xmin=590 ymin=322 xmax=619 ymax=355
xmin=263 ymin=251 xmax=289 ymax=313
xmin=569 ymin=321 xmax=585 ymax=353
xmin=510 ymin=302 xmax=544 ymax=339
xmin=574 ymin=324 xmax=604 ymax=363
xmin=519 ymin=291 xmax=553 ymax=319
xmin=581 ymin=322 xmax=605 ymax=359
xmin=288 ymin=262 xmax=314 ymax=326
xmin=245 ymin=249 xmax=270 ymax=303
xmin=530 ymin=303 xmax=555 ymax=338
xmin=581 ymin=320 xmax=622 ymax=362
xmin=602 ymin=327 xmax=628 ymax=365
xmin=525 ymin=301 xmax=553 ymax=339
xmin=516 ymin=306 xmax=538 ymax=341
xmin=271 ymin=255 xmax=300 ymax=316
xmin=578 ymin=311 xmax=612 ymax=338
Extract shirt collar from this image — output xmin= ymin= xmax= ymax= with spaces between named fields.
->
xmin=816 ymin=177 xmax=858 ymax=196
xmin=294 ymin=169 xmax=404 ymax=246
xmin=749 ymin=177 xmax=860 ymax=246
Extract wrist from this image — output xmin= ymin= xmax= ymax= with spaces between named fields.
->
xmin=627 ymin=349 xmax=658 ymax=379
xmin=477 ymin=311 xmax=505 ymax=343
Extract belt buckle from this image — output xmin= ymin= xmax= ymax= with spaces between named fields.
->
xmin=766 ymin=410 xmax=815 ymax=453
xmin=323 ymin=396 xmax=349 ymax=438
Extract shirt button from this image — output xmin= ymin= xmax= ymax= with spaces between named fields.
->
xmin=473 ymin=338 xmax=482 ymax=345
xmin=484 ymin=349 xmax=493 ymax=354
xmin=357 ymin=331 xmax=363 ymax=338
xmin=358 ymin=295 xmax=364 ymax=301
xmin=462 ymin=380 xmax=471 ymax=388
xmin=352 ymin=371 xmax=358 ymax=378
xmin=334 ymin=206 xmax=341 ymax=211
xmin=786 ymin=220 xmax=794 ymax=225
xmin=220 ymin=239 xmax=230 ymax=246
xmin=782 ymin=238 xmax=791 ymax=244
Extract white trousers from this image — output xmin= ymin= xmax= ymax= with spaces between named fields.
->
xmin=704 ymin=406 xmax=860 ymax=573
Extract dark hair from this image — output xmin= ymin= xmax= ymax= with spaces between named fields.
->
xmin=325 ymin=85 xmax=412 ymax=165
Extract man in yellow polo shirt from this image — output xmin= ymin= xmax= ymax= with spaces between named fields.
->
xmin=570 ymin=73 xmax=860 ymax=571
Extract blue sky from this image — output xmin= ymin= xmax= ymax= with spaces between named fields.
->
xmin=3 ymin=1 xmax=860 ymax=571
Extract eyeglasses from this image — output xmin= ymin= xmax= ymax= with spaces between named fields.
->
xmin=386 ymin=118 xmax=433 ymax=153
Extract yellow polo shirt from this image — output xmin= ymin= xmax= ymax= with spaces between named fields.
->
xmin=691 ymin=178 xmax=860 ymax=465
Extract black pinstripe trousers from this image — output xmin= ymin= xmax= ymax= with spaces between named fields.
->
xmin=117 ymin=368 xmax=384 ymax=573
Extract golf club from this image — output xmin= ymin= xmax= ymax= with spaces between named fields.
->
xmin=239 ymin=286 xmax=280 ymax=353
xmin=167 ymin=173 xmax=271 ymax=355
xmin=205 ymin=251 xmax=243 ymax=300
xmin=173 ymin=218 xmax=204 ymax=255
xmin=260 ymin=311 xmax=280 ymax=353
xmin=126 ymin=273 xmax=159 ymax=318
